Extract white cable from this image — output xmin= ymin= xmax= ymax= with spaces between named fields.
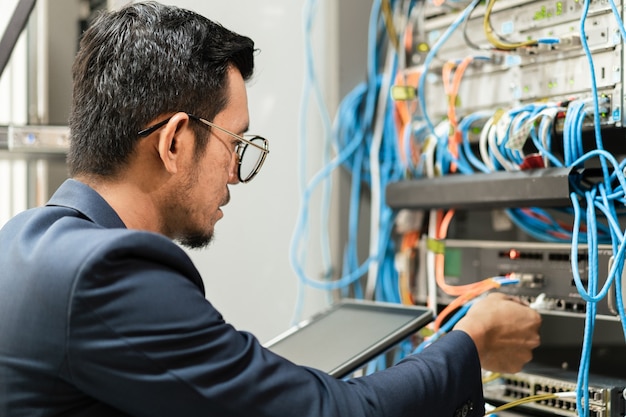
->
xmin=529 ymin=293 xmax=547 ymax=309
xmin=422 ymin=122 xmax=447 ymax=314
xmin=479 ymin=116 xmax=496 ymax=171
xmin=538 ymin=106 xmax=562 ymax=167
xmin=554 ymin=391 xmax=578 ymax=399
xmin=507 ymin=111 xmax=530 ymax=165
xmin=365 ymin=48 xmax=395 ymax=299
xmin=426 ymin=210 xmax=438 ymax=314
xmin=487 ymin=112 xmax=517 ymax=171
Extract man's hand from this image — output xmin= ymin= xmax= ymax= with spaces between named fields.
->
xmin=453 ymin=292 xmax=541 ymax=373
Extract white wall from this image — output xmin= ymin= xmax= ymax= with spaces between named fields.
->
xmin=168 ymin=0 xmax=339 ymax=342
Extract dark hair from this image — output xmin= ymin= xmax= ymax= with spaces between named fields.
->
xmin=67 ymin=1 xmax=255 ymax=177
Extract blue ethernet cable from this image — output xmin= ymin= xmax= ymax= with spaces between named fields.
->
xmin=413 ymin=302 xmax=473 ymax=354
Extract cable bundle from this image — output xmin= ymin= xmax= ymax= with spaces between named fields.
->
xmin=292 ymin=0 xmax=626 ymax=401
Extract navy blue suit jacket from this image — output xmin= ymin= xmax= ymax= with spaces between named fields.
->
xmin=0 ymin=179 xmax=485 ymax=417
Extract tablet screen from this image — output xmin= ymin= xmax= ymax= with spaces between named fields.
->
xmin=264 ymin=299 xmax=433 ymax=378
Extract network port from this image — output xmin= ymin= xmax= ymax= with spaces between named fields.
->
xmin=548 ymin=253 xmax=570 ymax=262
xmin=506 ymin=272 xmax=544 ymax=288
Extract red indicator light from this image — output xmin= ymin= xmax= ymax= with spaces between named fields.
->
xmin=508 ymin=249 xmax=521 ymax=260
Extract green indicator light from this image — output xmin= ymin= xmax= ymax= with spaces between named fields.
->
xmin=417 ymin=43 xmax=430 ymax=52
xmin=556 ymin=1 xmax=563 ymax=15
xmin=534 ymin=6 xmax=549 ymax=20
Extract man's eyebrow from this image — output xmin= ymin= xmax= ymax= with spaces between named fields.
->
xmin=238 ymin=124 xmax=250 ymax=136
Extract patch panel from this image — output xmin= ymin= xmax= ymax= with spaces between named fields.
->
xmin=419 ymin=0 xmax=625 ymax=127
xmin=484 ymin=364 xmax=626 ymax=417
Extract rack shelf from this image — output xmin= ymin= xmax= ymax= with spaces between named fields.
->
xmin=385 ymin=167 xmax=575 ymax=210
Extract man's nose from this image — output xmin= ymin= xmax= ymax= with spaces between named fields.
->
xmin=228 ymin=154 xmax=240 ymax=184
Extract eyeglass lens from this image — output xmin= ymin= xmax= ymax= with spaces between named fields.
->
xmin=239 ymin=137 xmax=267 ymax=182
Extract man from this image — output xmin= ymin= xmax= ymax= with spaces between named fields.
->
xmin=0 ymin=2 xmax=541 ymax=416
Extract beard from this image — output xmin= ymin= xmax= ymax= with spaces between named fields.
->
xmin=164 ymin=165 xmax=224 ymax=250
xmin=177 ymin=231 xmax=214 ymax=250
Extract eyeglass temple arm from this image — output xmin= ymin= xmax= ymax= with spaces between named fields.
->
xmin=189 ymin=115 xmax=269 ymax=153
xmin=138 ymin=114 xmax=269 ymax=154
xmin=137 ymin=118 xmax=170 ymax=137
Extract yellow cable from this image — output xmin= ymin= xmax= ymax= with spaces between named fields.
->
xmin=382 ymin=0 xmax=400 ymax=51
xmin=483 ymin=0 xmax=538 ymax=50
xmin=484 ymin=394 xmax=558 ymax=415
xmin=481 ymin=372 xmax=501 ymax=384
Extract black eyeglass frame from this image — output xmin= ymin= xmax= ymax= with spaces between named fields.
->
xmin=137 ymin=113 xmax=269 ymax=183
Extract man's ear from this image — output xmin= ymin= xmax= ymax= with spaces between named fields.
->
xmin=156 ymin=112 xmax=191 ymax=174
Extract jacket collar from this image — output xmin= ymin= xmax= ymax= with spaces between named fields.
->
xmin=47 ymin=179 xmax=126 ymax=229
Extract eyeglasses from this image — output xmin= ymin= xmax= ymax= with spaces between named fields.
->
xmin=137 ymin=113 xmax=269 ymax=183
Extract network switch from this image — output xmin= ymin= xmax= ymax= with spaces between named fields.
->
xmin=416 ymin=239 xmax=622 ymax=318
xmin=484 ymin=364 xmax=626 ymax=417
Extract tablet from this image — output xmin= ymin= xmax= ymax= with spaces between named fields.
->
xmin=264 ymin=299 xmax=433 ymax=378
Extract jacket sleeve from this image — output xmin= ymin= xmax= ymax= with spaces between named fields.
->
xmin=64 ymin=233 xmax=484 ymax=417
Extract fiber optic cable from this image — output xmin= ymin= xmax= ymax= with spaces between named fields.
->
xmin=484 ymin=392 xmax=577 ymax=415
xmin=381 ymin=0 xmax=399 ymax=51
xmin=483 ymin=0 xmax=539 ymax=50
xmin=481 ymin=372 xmax=501 ymax=384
